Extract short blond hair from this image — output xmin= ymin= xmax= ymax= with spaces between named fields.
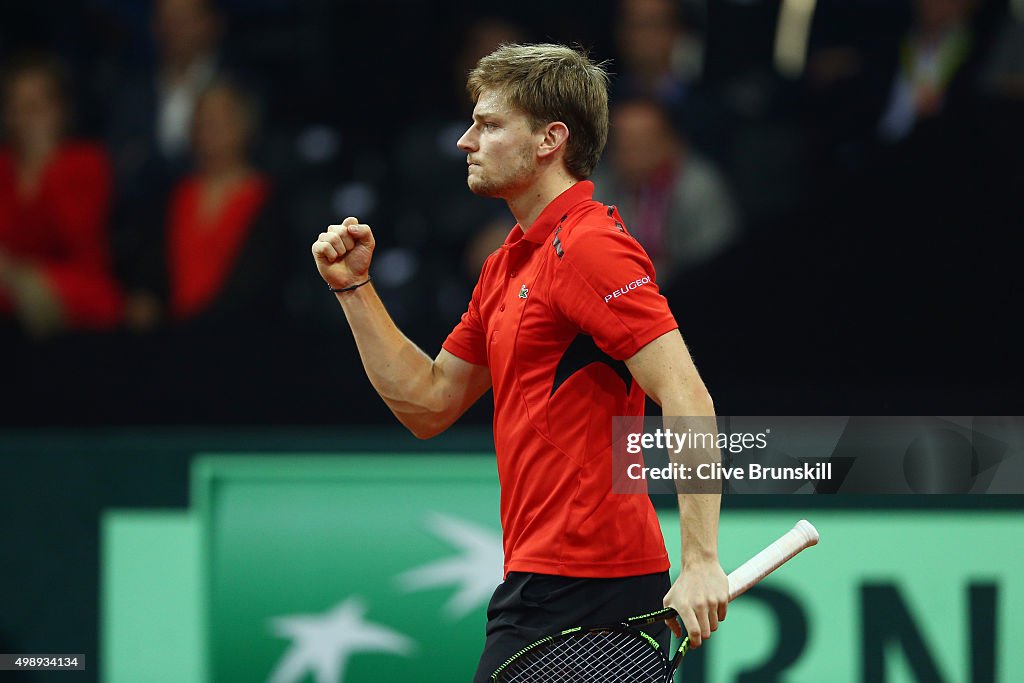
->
xmin=466 ymin=43 xmax=610 ymax=180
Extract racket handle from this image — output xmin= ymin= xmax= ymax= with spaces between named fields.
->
xmin=727 ymin=519 xmax=818 ymax=600
xmin=631 ymin=520 xmax=819 ymax=628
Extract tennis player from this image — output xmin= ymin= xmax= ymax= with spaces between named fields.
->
xmin=312 ymin=43 xmax=728 ymax=681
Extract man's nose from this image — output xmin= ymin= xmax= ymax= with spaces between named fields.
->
xmin=456 ymin=127 xmax=476 ymax=152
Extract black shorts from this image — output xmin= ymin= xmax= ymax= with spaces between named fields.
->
xmin=472 ymin=571 xmax=672 ymax=683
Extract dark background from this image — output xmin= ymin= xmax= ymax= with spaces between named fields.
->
xmin=1 ymin=0 xmax=1022 ymax=680
xmin=0 ymin=0 xmax=1020 ymax=425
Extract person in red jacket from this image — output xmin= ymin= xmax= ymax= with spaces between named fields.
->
xmin=0 ymin=52 xmax=122 ymax=336
xmin=122 ymin=78 xmax=275 ymax=330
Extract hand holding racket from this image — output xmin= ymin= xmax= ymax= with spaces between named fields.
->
xmin=491 ymin=519 xmax=819 ymax=683
xmin=661 ymin=556 xmax=729 ymax=647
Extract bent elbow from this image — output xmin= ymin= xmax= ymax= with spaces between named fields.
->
xmin=405 ymin=414 xmax=450 ymax=440
xmin=410 ymin=425 xmax=439 ymax=440
xmin=703 ymin=390 xmax=716 ymax=415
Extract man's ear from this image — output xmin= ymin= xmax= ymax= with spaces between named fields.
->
xmin=537 ymin=121 xmax=569 ymax=161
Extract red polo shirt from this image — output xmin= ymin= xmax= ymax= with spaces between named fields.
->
xmin=443 ymin=181 xmax=677 ymax=578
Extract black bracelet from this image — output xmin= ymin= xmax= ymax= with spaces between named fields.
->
xmin=328 ymin=277 xmax=372 ymax=293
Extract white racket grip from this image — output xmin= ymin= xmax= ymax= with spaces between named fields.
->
xmin=727 ymin=519 xmax=819 ymax=600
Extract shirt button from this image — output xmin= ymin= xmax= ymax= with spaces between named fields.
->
xmin=499 ymin=304 xmax=506 ymax=312
xmin=510 ymin=270 xmax=517 ymax=277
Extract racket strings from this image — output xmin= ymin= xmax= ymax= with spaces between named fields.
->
xmin=496 ymin=629 xmax=667 ymax=683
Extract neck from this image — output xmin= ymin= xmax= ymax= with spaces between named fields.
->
xmin=16 ymin=138 xmax=58 ymax=170
xmin=201 ymin=158 xmax=249 ymax=181
xmin=508 ymin=166 xmax=578 ymax=232
xmin=917 ymin=21 xmax=962 ymax=46
xmin=163 ymin=51 xmax=210 ymax=85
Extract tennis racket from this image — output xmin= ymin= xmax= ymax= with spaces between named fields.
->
xmin=490 ymin=519 xmax=819 ymax=683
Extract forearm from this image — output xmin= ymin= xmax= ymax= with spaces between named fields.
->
xmin=335 ymin=283 xmax=445 ymax=434
xmin=629 ymin=331 xmax=728 ymax=644
xmin=678 ymin=484 xmax=721 ymax=566
xmin=662 ymin=390 xmax=722 ymax=566
xmin=312 ymin=218 xmax=481 ymax=437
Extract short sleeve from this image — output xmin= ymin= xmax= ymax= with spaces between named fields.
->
xmin=442 ymin=268 xmax=489 ymax=367
xmin=555 ymin=224 xmax=678 ymax=360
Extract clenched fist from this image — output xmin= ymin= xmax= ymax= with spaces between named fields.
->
xmin=312 ymin=217 xmax=376 ymax=290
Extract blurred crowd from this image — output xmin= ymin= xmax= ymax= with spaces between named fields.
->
xmin=1 ymin=0 xmax=1021 ymax=424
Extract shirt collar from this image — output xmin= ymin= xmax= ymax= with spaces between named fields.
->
xmin=518 ymin=181 xmax=595 ymax=244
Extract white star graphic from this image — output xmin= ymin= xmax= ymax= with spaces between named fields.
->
xmin=267 ymin=597 xmax=414 ymax=683
xmin=396 ymin=512 xmax=503 ymax=619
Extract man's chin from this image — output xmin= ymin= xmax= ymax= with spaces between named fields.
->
xmin=467 ymin=178 xmax=502 ymax=198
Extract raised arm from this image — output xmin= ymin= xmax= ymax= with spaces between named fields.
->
xmin=312 ymin=218 xmax=491 ymax=438
xmin=625 ymin=329 xmax=729 ymax=648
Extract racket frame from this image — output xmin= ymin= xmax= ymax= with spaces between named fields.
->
xmin=490 ymin=519 xmax=819 ymax=682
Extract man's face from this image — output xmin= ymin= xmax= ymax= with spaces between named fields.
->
xmin=457 ymin=89 xmax=541 ymax=199
xmin=611 ymin=101 xmax=678 ymax=185
xmin=914 ymin=0 xmax=971 ymax=31
xmin=617 ymin=0 xmax=681 ymax=74
xmin=155 ymin=0 xmax=219 ymax=66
